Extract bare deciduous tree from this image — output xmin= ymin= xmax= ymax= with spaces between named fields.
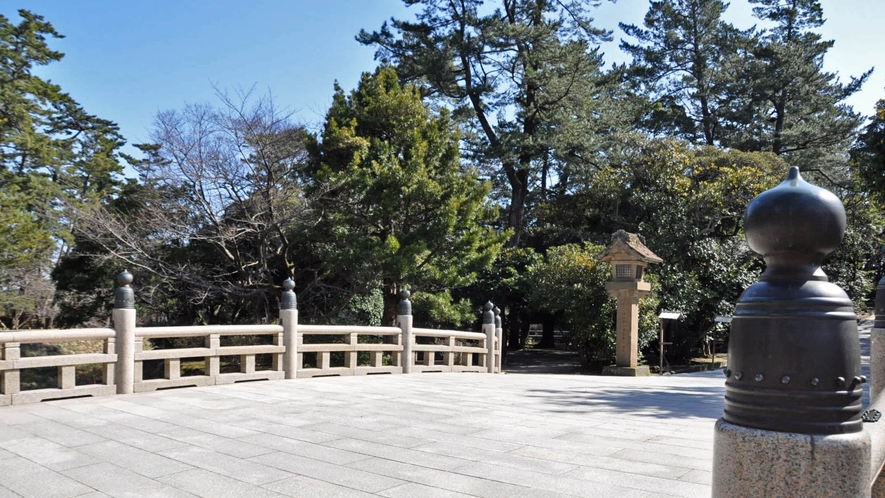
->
xmin=70 ymin=89 xmax=312 ymax=323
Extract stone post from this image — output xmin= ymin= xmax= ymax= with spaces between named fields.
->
xmin=870 ymin=248 xmax=885 ymax=496
xmin=483 ymin=302 xmax=495 ymax=373
xmin=280 ymin=278 xmax=298 ymax=380
xmin=712 ymin=167 xmax=870 ymax=497
xmin=494 ymin=306 xmax=503 ymax=373
xmin=398 ymin=290 xmax=413 ymax=374
xmin=872 ymin=248 xmax=885 ymax=402
xmin=113 ymin=270 xmax=136 ymax=395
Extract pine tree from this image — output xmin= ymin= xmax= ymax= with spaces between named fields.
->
xmin=0 ymin=10 xmax=125 ymax=329
xmin=358 ymin=0 xmax=624 ymax=247
xmin=619 ymin=0 xmax=753 ymax=145
xmin=730 ymin=0 xmax=871 ymax=167
xmin=305 ymin=66 xmax=505 ymax=325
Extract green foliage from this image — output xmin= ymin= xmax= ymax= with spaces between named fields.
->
xmin=538 ymin=137 xmax=787 ymax=358
xmin=0 ymin=10 xmax=125 ymax=329
xmin=305 ymin=66 xmax=505 ymax=325
xmin=411 ymin=290 xmax=475 ymax=329
xmin=526 ymin=243 xmax=659 ymax=366
xmin=336 ymin=289 xmax=384 ymax=327
xmin=730 ymin=0 xmax=870 ymax=166
xmin=620 ymin=0 xmax=752 ymax=145
xmin=359 ymin=0 xmax=628 ymax=246
xmin=852 ymin=97 xmax=885 ymax=206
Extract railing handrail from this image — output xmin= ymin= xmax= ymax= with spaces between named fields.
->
xmin=0 ymin=328 xmax=115 ymax=344
xmin=298 ymin=325 xmax=401 ymax=335
xmin=412 ymin=327 xmax=486 ymax=340
xmin=136 ymin=324 xmax=283 ymax=338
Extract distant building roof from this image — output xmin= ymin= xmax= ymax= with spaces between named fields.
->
xmin=598 ymin=230 xmax=663 ymax=264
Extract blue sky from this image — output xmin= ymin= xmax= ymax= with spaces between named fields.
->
xmin=4 ymin=1 xmax=883 ymax=162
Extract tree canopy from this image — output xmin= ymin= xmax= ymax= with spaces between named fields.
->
xmin=304 ymin=66 xmax=505 ymax=325
xmin=4 ymin=4 xmax=881 ymax=368
xmin=0 ymin=10 xmax=125 ymax=329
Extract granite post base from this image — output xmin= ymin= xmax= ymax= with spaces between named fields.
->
xmin=600 ymin=365 xmax=650 ymax=377
xmin=713 ymin=418 xmax=870 ymax=498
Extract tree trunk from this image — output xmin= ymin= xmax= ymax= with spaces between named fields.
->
xmin=383 ymin=287 xmax=399 ymax=327
xmin=508 ymin=309 xmax=522 ymax=350
xmin=537 ymin=313 xmax=556 ymax=349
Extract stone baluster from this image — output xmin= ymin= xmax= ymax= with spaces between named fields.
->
xmin=2 ymin=342 xmax=20 ymax=397
xmin=113 ymin=270 xmax=136 ymax=395
xmin=280 ymin=278 xmax=298 ymax=379
xmin=398 ymin=290 xmax=413 ymax=374
xmin=483 ymin=302 xmax=495 ymax=373
xmin=712 ymin=167 xmax=869 ymax=497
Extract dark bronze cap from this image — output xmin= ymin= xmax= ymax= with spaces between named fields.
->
xmin=398 ymin=289 xmax=411 ymax=316
xmin=280 ymin=278 xmax=297 ymax=310
xmin=724 ymin=167 xmax=862 ymax=435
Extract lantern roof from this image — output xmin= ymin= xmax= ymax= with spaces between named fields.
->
xmin=598 ymin=230 xmax=663 ymax=264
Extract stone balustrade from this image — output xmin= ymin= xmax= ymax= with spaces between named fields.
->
xmin=410 ymin=327 xmax=489 ymax=373
xmin=297 ymin=325 xmax=403 ymax=377
xmin=0 ymin=275 xmax=501 ymax=406
xmin=133 ymin=324 xmax=287 ymax=392
xmin=0 ymin=328 xmax=117 ymax=405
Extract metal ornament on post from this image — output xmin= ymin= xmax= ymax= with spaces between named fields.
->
xmin=712 ymin=167 xmax=870 ymax=497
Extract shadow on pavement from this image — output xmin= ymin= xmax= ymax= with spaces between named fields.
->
xmin=522 ymin=384 xmax=725 ymax=419
xmin=504 ymin=348 xmax=581 ymax=374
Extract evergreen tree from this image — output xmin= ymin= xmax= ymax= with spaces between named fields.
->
xmin=358 ymin=0 xmax=625 ymax=247
xmin=729 ymin=0 xmax=871 ymax=168
xmin=305 ymin=66 xmax=504 ymax=325
xmin=619 ymin=0 xmax=752 ymax=145
xmin=852 ymin=95 xmax=885 ymax=205
xmin=0 ymin=10 xmax=125 ymax=329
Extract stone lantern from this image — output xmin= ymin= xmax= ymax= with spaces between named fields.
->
xmin=599 ymin=230 xmax=662 ymax=376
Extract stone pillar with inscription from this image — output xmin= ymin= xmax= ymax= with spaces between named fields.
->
xmin=599 ymin=231 xmax=662 ymax=377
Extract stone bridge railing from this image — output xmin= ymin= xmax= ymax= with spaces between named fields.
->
xmin=0 ymin=279 xmax=503 ymax=406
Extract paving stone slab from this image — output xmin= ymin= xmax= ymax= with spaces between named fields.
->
xmin=76 ymin=440 xmax=193 ymax=478
xmin=509 ymin=445 xmax=693 ymax=480
xmin=8 ymin=420 xmax=106 ymax=448
xmin=346 ymin=457 xmax=524 ymax=498
xmin=157 ymin=427 xmax=275 ymax=459
xmin=327 ymin=437 xmax=472 ymax=471
xmin=451 ymin=461 xmax=649 ymax=498
xmin=1 ymin=435 xmax=99 ymax=471
xmin=379 ymin=482 xmax=481 ymax=498
xmin=244 ymin=433 xmax=371 ymax=465
xmin=0 ymin=371 xmax=729 ymax=497
xmin=158 ymin=468 xmax=288 ymax=498
xmin=261 ymin=475 xmax=380 ymax=498
xmin=158 ymin=446 xmax=292 ymax=486
xmin=250 ymin=451 xmax=406 ymax=493
xmin=416 ymin=441 xmax=580 ymax=475
xmin=0 ymin=458 xmax=94 ymax=498
xmin=61 ymin=462 xmax=196 ymax=497
xmin=564 ymin=465 xmax=711 ymax=498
